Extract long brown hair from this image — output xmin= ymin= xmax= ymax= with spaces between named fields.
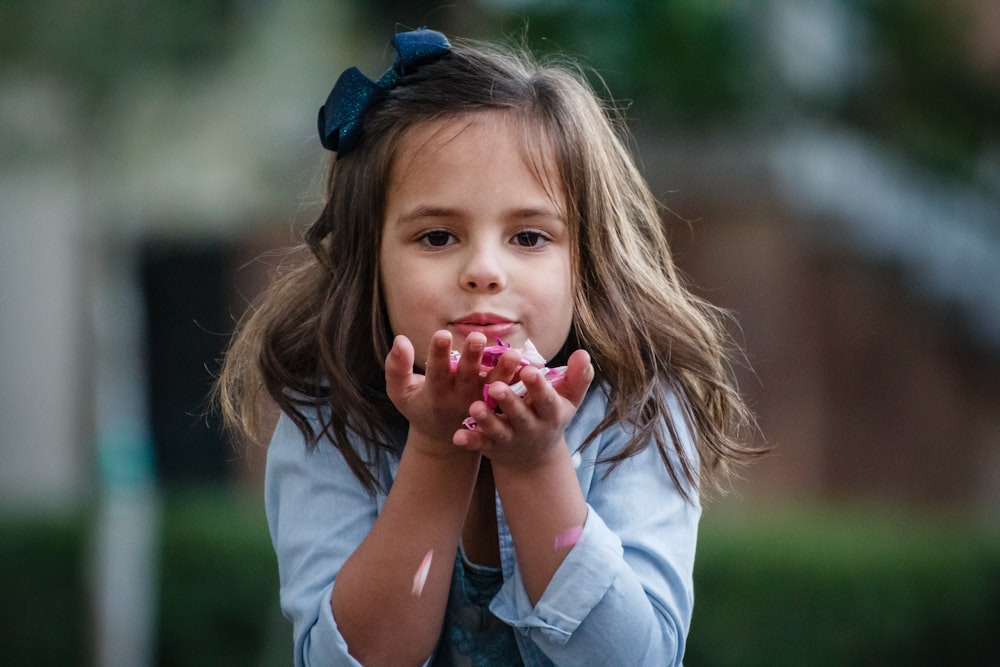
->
xmin=217 ymin=35 xmax=762 ymax=497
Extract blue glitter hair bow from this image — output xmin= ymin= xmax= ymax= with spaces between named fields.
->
xmin=317 ymin=28 xmax=451 ymax=157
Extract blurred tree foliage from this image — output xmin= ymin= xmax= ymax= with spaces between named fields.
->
xmin=844 ymin=0 xmax=1000 ymax=179
xmin=0 ymin=0 xmax=241 ymax=108
xmin=361 ymin=0 xmax=1000 ymax=183
xmin=492 ymin=0 xmax=757 ymax=125
xmin=360 ymin=0 xmax=757 ymax=123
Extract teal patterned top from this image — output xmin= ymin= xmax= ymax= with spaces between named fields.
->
xmin=432 ymin=548 xmax=535 ymax=666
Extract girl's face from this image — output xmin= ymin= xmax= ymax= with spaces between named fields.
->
xmin=380 ymin=112 xmax=573 ymax=366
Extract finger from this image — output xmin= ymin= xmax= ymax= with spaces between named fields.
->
xmin=453 ymin=424 xmax=485 ymax=449
xmin=454 ymin=332 xmax=487 ymax=380
xmin=557 ymin=349 xmax=594 ymax=408
xmin=520 ymin=366 xmax=562 ymax=420
xmin=485 ymin=382 xmax=533 ymax=432
xmin=424 ymin=330 xmax=455 ymax=382
xmin=385 ymin=336 xmax=418 ymax=402
xmin=486 ymin=348 xmax=523 ymax=384
xmin=464 ymin=399 xmax=513 ymax=445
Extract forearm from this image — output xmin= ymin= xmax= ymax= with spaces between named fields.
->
xmin=490 ymin=506 xmax=691 ymax=666
xmin=485 ymin=383 xmax=698 ymax=665
xmin=491 ymin=441 xmax=588 ymax=605
xmin=331 ymin=436 xmax=480 ymax=665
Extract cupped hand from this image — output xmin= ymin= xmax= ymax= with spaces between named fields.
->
xmin=384 ymin=331 xmax=522 ymax=453
xmin=452 ymin=348 xmax=594 ymax=472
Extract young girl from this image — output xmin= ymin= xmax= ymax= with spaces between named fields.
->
xmin=219 ymin=28 xmax=759 ymax=667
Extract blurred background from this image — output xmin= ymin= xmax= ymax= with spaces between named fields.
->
xmin=2 ymin=1 xmax=998 ymax=665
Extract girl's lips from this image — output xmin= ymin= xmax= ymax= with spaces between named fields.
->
xmin=451 ymin=316 xmax=517 ymax=341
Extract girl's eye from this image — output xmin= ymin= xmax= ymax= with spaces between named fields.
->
xmin=513 ymin=231 xmax=547 ymax=248
xmin=419 ymin=230 xmax=454 ymax=247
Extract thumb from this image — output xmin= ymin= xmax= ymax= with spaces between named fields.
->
xmin=558 ymin=349 xmax=594 ymax=408
xmin=384 ymin=335 xmax=419 ymax=403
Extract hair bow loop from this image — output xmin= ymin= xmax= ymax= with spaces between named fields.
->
xmin=317 ymin=28 xmax=451 ymax=157
xmin=318 ymin=67 xmax=381 ymax=155
xmin=391 ymin=29 xmax=452 ymax=76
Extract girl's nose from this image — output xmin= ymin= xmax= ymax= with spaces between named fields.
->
xmin=460 ymin=247 xmax=506 ymax=292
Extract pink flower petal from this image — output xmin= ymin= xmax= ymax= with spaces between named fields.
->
xmin=411 ymin=549 xmax=433 ymax=596
xmin=553 ymin=525 xmax=584 ymax=551
xmin=452 ymin=339 xmax=548 ymax=375
xmin=519 ymin=339 xmax=546 ymax=367
xmin=482 ymin=383 xmax=498 ymax=411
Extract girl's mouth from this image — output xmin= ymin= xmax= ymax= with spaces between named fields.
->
xmin=451 ymin=314 xmax=517 ymax=341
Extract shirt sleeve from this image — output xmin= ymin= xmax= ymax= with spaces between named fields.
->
xmin=264 ymin=413 xmax=377 ymax=667
xmin=489 ymin=387 xmax=701 ymax=666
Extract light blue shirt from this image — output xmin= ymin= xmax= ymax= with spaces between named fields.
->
xmin=265 ymin=383 xmax=701 ymax=666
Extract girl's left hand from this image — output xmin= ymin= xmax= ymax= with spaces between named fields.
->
xmin=453 ymin=349 xmax=594 ymax=471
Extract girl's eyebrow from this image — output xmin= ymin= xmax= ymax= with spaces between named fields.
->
xmin=392 ymin=205 xmax=460 ymax=226
xmin=393 ymin=204 xmax=565 ymax=226
xmin=510 ymin=206 xmax=565 ymax=221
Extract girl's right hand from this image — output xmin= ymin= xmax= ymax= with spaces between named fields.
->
xmin=384 ymin=330 xmax=521 ymax=453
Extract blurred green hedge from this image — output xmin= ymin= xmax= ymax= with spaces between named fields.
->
xmin=0 ymin=489 xmax=280 ymax=667
xmin=0 ymin=511 xmax=89 ymax=665
xmin=154 ymin=490 xmax=282 ymax=667
xmin=688 ymin=505 xmax=1000 ymax=666
xmin=1 ymin=494 xmax=998 ymax=666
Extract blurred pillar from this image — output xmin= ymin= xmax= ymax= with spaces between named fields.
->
xmin=0 ymin=165 xmax=88 ymax=512
xmin=90 ymin=239 xmax=159 ymax=667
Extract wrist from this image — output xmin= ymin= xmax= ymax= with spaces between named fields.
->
xmin=489 ymin=435 xmax=573 ymax=478
xmin=405 ymin=428 xmax=481 ymax=465
xmin=490 ymin=443 xmax=579 ymax=496
xmin=391 ymin=433 xmax=481 ymax=510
